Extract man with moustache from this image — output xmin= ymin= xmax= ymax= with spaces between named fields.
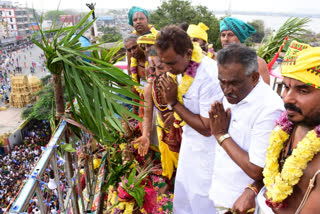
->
xmin=220 ymin=17 xmax=270 ymax=84
xmin=124 ymin=34 xmax=146 ymax=82
xmin=128 ymin=6 xmax=153 ymax=37
xmin=127 ymin=6 xmax=155 ymax=75
xmin=126 ymin=7 xmax=154 ymax=114
xmin=156 ymin=25 xmax=223 ymax=213
xmin=255 ymin=41 xmax=320 ymax=214
xmin=208 ymin=44 xmax=284 ymax=213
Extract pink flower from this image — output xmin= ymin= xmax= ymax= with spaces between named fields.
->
xmin=185 ymin=61 xmax=200 ymax=78
xmin=151 ymin=175 xmax=160 ymax=183
xmin=131 ymin=67 xmax=137 ymax=74
xmin=130 ymin=184 xmax=134 ymax=189
xmin=124 ymin=179 xmax=128 ymax=185
xmin=315 ymin=125 xmax=320 ymax=137
xmin=275 ymin=112 xmax=294 ymax=134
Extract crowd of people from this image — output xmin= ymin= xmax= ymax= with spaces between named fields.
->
xmin=123 ymin=6 xmax=320 ymax=214
xmin=0 ymin=43 xmax=48 ymax=107
xmin=0 ymin=121 xmax=51 ymax=212
xmin=1 ymin=6 xmax=319 ymax=214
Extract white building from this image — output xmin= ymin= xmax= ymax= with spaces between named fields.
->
xmin=0 ymin=1 xmax=35 ymax=47
xmin=0 ymin=2 xmax=17 ymax=38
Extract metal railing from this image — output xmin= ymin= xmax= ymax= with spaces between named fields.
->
xmin=7 ymin=120 xmax=97 ymax=214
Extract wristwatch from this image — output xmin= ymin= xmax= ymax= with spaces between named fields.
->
xmin=217 ymin=133 xmax=231 ymax=146
xmin=167 ymin=100 xmax=178 ymax=110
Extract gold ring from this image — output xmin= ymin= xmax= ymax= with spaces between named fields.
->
xmin=214 ymin=114 xmax=218 ymax=118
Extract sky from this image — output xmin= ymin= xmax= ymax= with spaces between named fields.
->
xmin=12 ymin=0 xmax=320 ymax=14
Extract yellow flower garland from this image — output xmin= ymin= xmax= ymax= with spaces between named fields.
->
xmin=131 ymin=58 xmax=150 ymax=95
xmin=170 ymin=74 xmax=194 ymax=127
xmin=169 ymin=43 xmax=203 ymax=128
xmin=263 ymin=126 xmax=320 ymax=203
xmin=130 ymin=57 xmax=144 ymax=94
xmin=107 ymin=185 xmax=135 ymax=214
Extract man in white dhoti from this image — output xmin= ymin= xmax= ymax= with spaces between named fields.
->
xmin=156 ymin=25 xmax=223 ymax=214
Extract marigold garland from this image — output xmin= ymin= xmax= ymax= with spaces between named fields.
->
xmin=131 ymin=58 xmax=151 ymax=95
xmin=169 ymin=43 xmax=202 ymax=128
xmin=130 ymin=57 xmax=144 ymax=95
xmin=263 ymin=112 xmax=320 ymax=207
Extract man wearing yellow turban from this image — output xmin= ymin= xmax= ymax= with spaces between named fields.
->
xmin=137 ymin=28 xmax=158 ymax=57
xmin=254 ymin=41 xmax=320 ymax=214
xmin=126 ymin=7 xmax=155 ymax=110
xmin=281 ymin=40 xmax=319 ymax=89
xmin=187 ymin=22 xmax=216 ymax=60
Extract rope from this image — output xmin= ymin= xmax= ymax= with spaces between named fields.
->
xmin=295 ymin=169 xmax=320 ymax=214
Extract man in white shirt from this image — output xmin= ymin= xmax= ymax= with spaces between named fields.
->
xmin=156 ymin=25 xmax=223 ymax=214
xmin=208 ymin=44 xmax=284 ymax=213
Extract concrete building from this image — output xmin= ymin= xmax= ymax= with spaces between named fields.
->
xmin=0 ymin=1 xmax=36 ymax=48
xmin=96 ymin=16 xmax=115 ymax=27
xmin=60 ymin=14 xmax=80 ymax=27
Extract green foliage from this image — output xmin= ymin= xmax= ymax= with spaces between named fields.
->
xmin=60 ymin=142 xmax=76 ymax=152
xmin=91 ymin=42 xmax=125 ymax=64
xmin=21 ymin=107 xmax=34 ymax=119
xmin=247 ymin=19 xmax=265 ymax=43
xmin=257 ymin=17 xmax=310 ymax=63
xmin=44 ymin=10 xmax=66 ymax=21
xmin=102 ymin=146 xmax=134 ymax=191
xmin=22 ymin=83 xmax=54 ymax=120
xmin=120 ymin=166 xmax=149 ymax=208
xmin=149 ymin=0 xmax=221 ymax=50
xmin=40 ymin=74 xmax=52 ymax=85
xmin=99 ymin=27 xmax=122 ymax=43
xmin=32 ymin=9 xmax=141 ymax=145
xmin=21 ymin=82 xmax=68 ymax=121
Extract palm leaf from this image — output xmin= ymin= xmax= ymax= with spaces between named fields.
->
xmin=32 ymin=9 xmax=140 ymax=147
xmin=257 ymin=17 xmax=310 ymax=63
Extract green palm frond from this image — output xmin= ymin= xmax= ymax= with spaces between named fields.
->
xmin=257 ymin=17 xmax=310 ymax=63
xmin=31 ymin=9 xmax=141 ymax=145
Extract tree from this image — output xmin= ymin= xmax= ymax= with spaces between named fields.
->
xmin=32 ymin=10 xmax=140 ymax=145
xmin=98 ymin=26 xmax=122 ymax=43
xmin=44 ymin=10 xmax=66 ymax=21
xmin=149 ymin=0 xmax=221 ymax=50
xmin=247 ymin=20 xmax=265 ymax=43
xmin=21 ymin=82 xmax=69 ymax=121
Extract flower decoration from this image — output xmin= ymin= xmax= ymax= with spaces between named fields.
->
xmin=263 ymin=112 xmax=320 ymax=207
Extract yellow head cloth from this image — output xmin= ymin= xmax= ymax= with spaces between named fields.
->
xmin=191 ymin=42 xmax=203 ymax=63
xmin=281 ymin=40 xmax=320 ymax=89
xmin=137 ymin=28 xmax=158 ymax=45
xmin=187 ymin=22 xmax=209 ymax=43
